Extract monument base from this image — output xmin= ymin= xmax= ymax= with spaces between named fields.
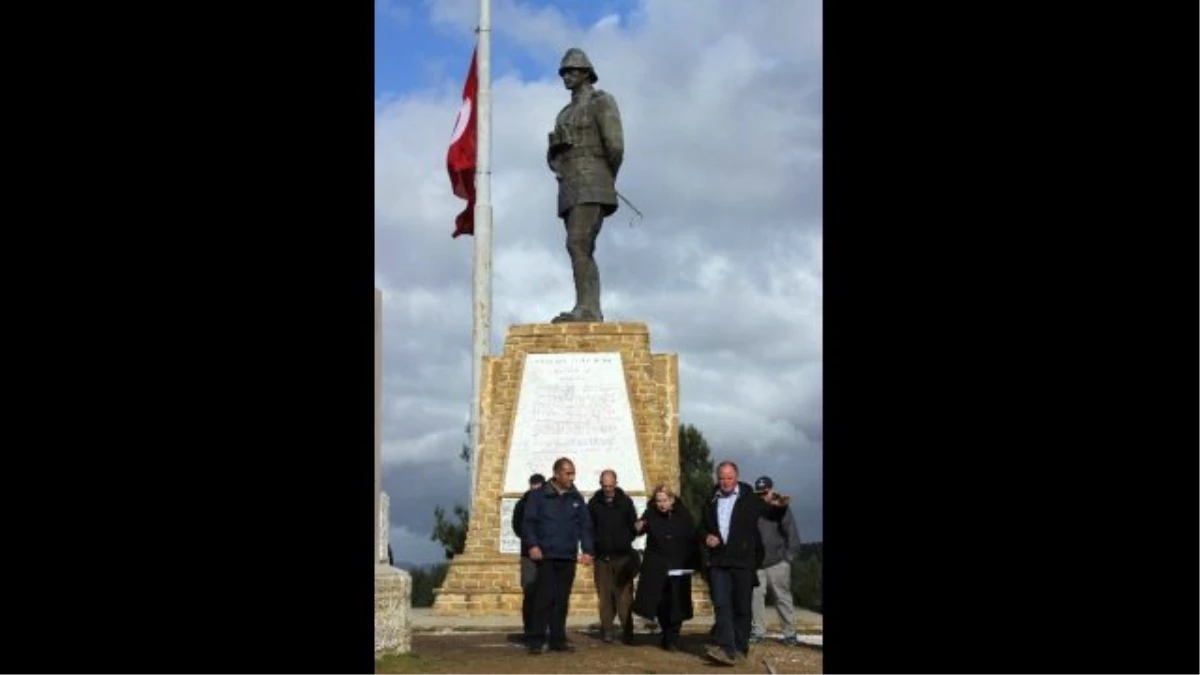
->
xmin=433 ymin=321 xmax=710 ymax=618
xmin=375 ymin=565 xmax=413 ymax=655
xmin=431 ymin=555 xmax=712 ymax=617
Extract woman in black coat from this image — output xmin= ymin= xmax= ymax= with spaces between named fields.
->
xmin=632 ymin=484 xmax=701 ymax=651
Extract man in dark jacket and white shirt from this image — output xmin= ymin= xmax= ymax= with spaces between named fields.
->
xmin=749 ymin=475 xmax=803 ymax=646
xmin=702 ymin=461 xmax=790 ymax=665
xmin=521 ymin=457 xmax=595 ymax=654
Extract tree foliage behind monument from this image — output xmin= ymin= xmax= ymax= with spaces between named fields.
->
xmin=430 ymin=424 xmax=471 ymax=559
xmin=409 ymin=563 xmax=450 ymax=607
xmin=790 ymin=543 xmax=823 ymax=611
xmin=431 ymin=504 xmax=469 ymax=560
xmin=677 ymin=422 xmax=715 ymax=533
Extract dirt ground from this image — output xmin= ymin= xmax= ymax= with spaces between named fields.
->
xmin=377 ymin=631 xmax=822 ymax=674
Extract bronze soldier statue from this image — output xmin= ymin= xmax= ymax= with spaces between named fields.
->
xmin=547 ymin=48 xmax=624 ymax=324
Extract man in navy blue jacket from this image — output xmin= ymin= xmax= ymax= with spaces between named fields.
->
xmin=521 ymin=457 xmax=595 ymax=654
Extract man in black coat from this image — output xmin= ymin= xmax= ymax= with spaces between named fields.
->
xmin=587 ymin=468 xmax=639 ymax=644
xmin=512 ymin=473 xmax=546 ymax=642
xmin=702 ymin=460 xmax=790 ymax=665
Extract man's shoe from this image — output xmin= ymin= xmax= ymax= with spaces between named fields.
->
xmin=527 ymin=643 xmax=548 ymax=655
xmin=781 ymin=636 xmax=801 ymax=647
xmin=749 ymin=635 xmax=763 ymax=644
xmin=706 ymin=645 xmax=736 ymax=666
xmin=601 ymin=632 xmax=614 ymax=644
xmin=549 ymin=643 xmax=576 ymax=653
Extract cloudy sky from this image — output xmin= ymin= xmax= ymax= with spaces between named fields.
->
xmin=376 ymin=0 xmax=822 ymax=565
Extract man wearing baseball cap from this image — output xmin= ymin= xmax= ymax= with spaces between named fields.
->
xmin=750 ymin=476 xmax=803 ymax=646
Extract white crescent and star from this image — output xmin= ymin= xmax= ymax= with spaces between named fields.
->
xmin=450 ymin=97 xmax=472 ymax=143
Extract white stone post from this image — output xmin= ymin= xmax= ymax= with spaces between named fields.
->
xmin=375 ymin=288 xmax=412 ymax=655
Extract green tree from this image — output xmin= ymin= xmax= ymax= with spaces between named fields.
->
xmin=677 ymin=422 xmax=715 ymax=532
xmin=458 ymin=420 xmax=471 ymax=465
xmin=430 ymin=504 xmax=469 ymax=559
xmin=790 ymin=553 xmax=823 ymax=611
xmin=799 ymin=541 xmax=822 ymax=563
xmin=409 ymin=562 xmax=450 ymax=607
xmin=430 ymin=422 xmax=471 ymax=560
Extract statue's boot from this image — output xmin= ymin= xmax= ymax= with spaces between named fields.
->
xmin=551 ymin=249 xmax=604 ymax=323
xmin=551 ymin=307 xmax=603 ymax=323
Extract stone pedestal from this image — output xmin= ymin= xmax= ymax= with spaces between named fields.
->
xmin=375 ymin=495 xmax=413 ymax=653
xmin=374 ymin=288 xmax=414 ymax=654
xmin=432 ymin=322 xmax=711 ymax=617
xmin=375 ymin=565 xmax=413 ymax=654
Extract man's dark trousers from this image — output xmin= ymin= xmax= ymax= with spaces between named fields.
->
xmin=520 ymin=557 xmax=539 ymax=639
xmin=593 ymin=553 xmax=636 ymax=639
xmin=708 ymin=566 xmax=756 ymax=656
xmin=530 ymin=558 xmax=578 ymax=648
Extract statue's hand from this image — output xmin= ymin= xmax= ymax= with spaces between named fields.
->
xmin=547 ymin=147 xmax=564 ymax=176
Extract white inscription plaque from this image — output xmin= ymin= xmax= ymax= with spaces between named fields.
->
xmin=502 ymin=352 xmax=647 ymax=495
xmin=499 ymin=497 xmax=521 ymax=554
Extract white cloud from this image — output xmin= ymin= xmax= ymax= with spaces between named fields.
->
xmin=378 ymin=0 xmax=822 ymax=564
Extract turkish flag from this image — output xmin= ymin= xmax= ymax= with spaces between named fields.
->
xmin=448 ymin=48 xmax=478 ymax=238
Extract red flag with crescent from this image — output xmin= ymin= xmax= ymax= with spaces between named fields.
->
xmin=447 ymin=48 xmax=478 ymax=238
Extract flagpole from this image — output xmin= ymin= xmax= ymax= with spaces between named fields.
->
xmin=469 ymin=0 xmax=492 ymax=499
